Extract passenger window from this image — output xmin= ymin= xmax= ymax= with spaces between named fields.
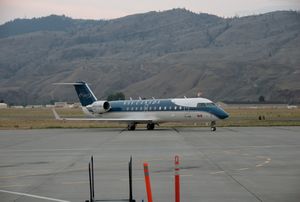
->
xmin=154 ymin=107 xmax=156 ymax=110
xmin=169 ymin=106 xmax=172 ymax=110
xmin=174 ymin=106 xmax=177 ymax=110
xmin=159 ymin=106 xmax=162 ymax=110
xmin=149 ymin=107 xmax=152 ymax=111
xmin=164 ymin=106 xmax=167 ymax=110
xmin=179 ymin=106 xmax=182 ymax=110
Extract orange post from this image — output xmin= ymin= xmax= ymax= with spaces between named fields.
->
xmin=143 ymin=162 xmax=153 ymax=202
xmin=175 ymin=155 xmax=180 ymax=202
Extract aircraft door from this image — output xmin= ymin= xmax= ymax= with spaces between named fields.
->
xmin=184 ymin=106 xmax=192 ymax=118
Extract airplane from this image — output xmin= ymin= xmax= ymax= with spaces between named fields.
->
xmin=53 ymin=81 xmax=229 ymax=131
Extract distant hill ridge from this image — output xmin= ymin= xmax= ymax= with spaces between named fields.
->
xmin=0 ymin=9 xmax=299 ymax=104
xmin=0 ymin=15 xmax=99 ymax=38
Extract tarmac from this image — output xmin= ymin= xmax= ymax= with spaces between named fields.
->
xmin=0 ymin=127 xmax=299 ymax=202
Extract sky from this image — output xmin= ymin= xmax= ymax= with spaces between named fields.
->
xmin=0 ymin=0 xmax=299 ymax=24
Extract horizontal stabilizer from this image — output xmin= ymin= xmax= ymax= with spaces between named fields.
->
xmin=53 ymin=82 xmax=87 ymax=85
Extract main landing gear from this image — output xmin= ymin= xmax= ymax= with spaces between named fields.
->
xmin=127 ymin=123 xmax=136 ymax=131
xmin=127 ymin=123 xmax=156 ymax=130
xmin=210 ymin=121 xmax=216 ymax=131
xmin=146 ymin=123 xmax=155 ymax=130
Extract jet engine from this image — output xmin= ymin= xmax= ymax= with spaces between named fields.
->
xmin=86 ymin=101 xmax=111 ymax=114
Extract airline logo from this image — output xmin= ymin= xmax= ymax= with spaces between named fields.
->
xmin=79 ymin=93 xmax=92 ymax=99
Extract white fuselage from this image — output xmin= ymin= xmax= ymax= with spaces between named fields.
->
xmin=82 ymin=98 xmax=228 ymax=123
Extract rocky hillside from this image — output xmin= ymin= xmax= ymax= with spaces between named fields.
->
xmin=0 ymin=9 xmax=299 ymax=105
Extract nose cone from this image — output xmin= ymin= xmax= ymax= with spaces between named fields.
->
xmin=220 ymin=110 xmax=229 ymax=119
xmin=217 ymin=108 xmax=229 ymax=119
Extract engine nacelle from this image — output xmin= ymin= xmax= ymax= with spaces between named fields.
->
xmin=86 ymin=101 xmax=111 ymax=114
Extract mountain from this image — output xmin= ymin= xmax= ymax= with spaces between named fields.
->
xmin=0 ymin=9 xmax=299 ymax=105
xmin=0 ymin=15 xmax=99 ymax=38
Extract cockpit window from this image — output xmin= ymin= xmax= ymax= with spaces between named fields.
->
xmin=197 ymin=103 xmax=206 ymax=108
xmin=206 ymin=103 xmax=216 ymax=107
xmin=197 ymin=103 xmax=215 ymax=108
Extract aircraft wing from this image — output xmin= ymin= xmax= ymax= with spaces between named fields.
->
xmin=52 ymin=108 xmax=156 ymax=122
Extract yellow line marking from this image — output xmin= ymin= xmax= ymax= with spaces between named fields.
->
xmin=0 ymin=167 xmax=87 ymax=180
xmin=0 ymin=184 xmax=29 ymax=188
xmin=256 ymin=156 xmax=271 ymax=167
xmin=210 ymin=171 xmax=225 ymax=175
xmin=237 ymin=168 xmax=249 ymax=171
xmin=0 ymin=175 xmax=28 ymax=179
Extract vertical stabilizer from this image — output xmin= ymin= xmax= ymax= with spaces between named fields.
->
xmin=73 ymin=81 xmax=97 ymax=106
xmin=54 ymin=81 xmax=97 ymax=106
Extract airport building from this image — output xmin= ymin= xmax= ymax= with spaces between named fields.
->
xmin=0 ymin=103 xmax=8 ymax=108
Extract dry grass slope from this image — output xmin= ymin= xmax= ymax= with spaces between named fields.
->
xmin=0 ymin=10 xmax=299 ymax=104
xmin=0 ymin=108 xmax=299 ymax=129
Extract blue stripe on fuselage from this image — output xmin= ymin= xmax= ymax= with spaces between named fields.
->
xmin=107 ymin=99 xmax=228 ymax=120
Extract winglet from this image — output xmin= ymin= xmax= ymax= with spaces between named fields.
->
xmin=52 ymin=108 xmax=62 ymax=120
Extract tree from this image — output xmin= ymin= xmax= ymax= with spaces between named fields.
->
xmin=258 ymin=95 xmax=265 ymax=102
xmin=107 ymin=92 xmax=125 ymax=101
xmin=50 ymin=99 xmax=57 ymax=105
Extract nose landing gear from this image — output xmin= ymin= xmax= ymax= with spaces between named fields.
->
xmin=210 ymin=121 xmax=216 ymax=131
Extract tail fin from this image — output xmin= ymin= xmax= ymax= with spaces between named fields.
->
xmin=54 ymin=81 xmax=97 ymax=106
xmin=73 ymin=81 xmax=97 ymax=106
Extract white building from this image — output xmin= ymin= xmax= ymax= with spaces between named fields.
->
xmin=11 ymin=105 xmax=24 ymax=109
xmin=54 ymin=102 xmax=68 ymax=108
xmin=0 ymin=103 xmax=8 ymax=108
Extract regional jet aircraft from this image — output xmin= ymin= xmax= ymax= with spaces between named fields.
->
xmin=53 ymin=81 xmax=229 ymax=131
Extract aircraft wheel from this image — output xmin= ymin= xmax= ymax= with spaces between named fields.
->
xmin=128 ymin=123 xmax=136 ymax=131
xmin=147 ymin=123 xmax=155 ymax=130
xmin=210 ymin=121 xmax=216 ymax=132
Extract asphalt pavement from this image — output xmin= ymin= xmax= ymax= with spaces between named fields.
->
xmin=0 ymin=127 xmax=299 ymax=202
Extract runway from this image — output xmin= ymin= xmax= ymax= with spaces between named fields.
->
xmin=0 ymin=127 xmax=299 ymax=202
